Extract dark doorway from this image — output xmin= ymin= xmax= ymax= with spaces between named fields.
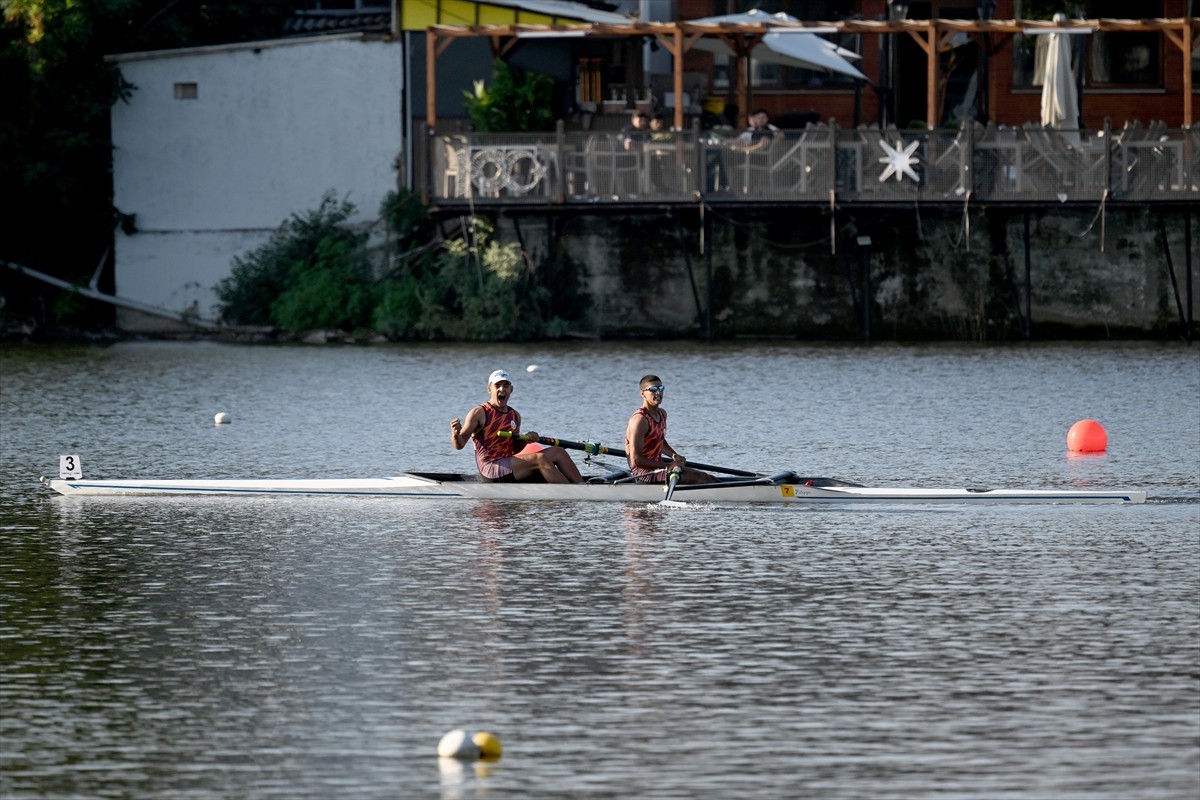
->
xmin=894 ymin=3 xmax=982 ymax=128
xmin=894 ymin=2 xmax=932 ymax=128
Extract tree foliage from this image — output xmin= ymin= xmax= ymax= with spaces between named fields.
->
xmin=0 ymin=0 xmax=304 ymax=331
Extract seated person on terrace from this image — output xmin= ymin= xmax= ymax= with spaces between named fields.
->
xmin=729 ymin=108 xmax=780 ymax=153
xmin=622 ymin=110 xmax=650 ymax=151
xmin=648 ymin=113 xmax=674 ymax=143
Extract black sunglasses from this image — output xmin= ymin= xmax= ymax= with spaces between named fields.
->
xmin=642 ymin=385 xmax=665 ymax=393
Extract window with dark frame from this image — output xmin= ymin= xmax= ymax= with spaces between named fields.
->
xmin=1011 ymin=0 xmax=1163 ymax=89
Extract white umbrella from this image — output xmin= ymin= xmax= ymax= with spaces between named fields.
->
xmin=1039 ymin=13 xmax=1080 ymax=144
xmin=686 ymin=9 xmax=867 ymax=82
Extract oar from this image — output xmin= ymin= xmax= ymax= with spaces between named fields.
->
xmin=497 ymin=431 xmax=616 ymax=457
xmin=671 ymin=470 xmax=798 ymax=493
xmin=662 ymin=466 xmax=683 ymax=504
xmin=497 ymin=432 xmax=758 ymax=477
xmin=672 ymin=458 xmax=757 ymax=478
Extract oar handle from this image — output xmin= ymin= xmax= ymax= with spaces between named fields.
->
xmin=497 ymin=430 xmax=620 ymax=457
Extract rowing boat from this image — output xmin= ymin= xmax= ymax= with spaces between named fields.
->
xmin=38 ymin=471 xmax=1147 ymax=504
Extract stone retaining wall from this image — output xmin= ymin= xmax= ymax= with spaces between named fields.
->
xmin=507 ymin=206 xmax=1198 ymax=340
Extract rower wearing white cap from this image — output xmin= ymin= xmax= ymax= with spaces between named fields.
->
xmin=450 ymin=369 xmax=584 ymax=484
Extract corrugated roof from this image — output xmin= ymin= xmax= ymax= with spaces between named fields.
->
xmin=284 ymin=11 xmax=391 ymax=35
xmin=401 ymin=0 xmax=630 ymax=29
xmin=470 ymin=0 xmax=629 ymax=24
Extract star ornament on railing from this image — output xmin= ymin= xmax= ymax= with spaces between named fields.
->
xmin=877 ymin=139 xmax=921 ymax=183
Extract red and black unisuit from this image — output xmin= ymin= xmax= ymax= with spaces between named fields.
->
xmin=472 ymin=403 xmax=520 ymax=480
xmin=627 ymin=407 xmax=667 ymax=483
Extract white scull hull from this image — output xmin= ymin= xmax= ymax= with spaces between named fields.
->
xmin=39 ymin=473 xmax=1147 ymax=505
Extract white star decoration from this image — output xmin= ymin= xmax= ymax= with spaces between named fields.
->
xmin=877 ymin=139 xmax=921 ymax=183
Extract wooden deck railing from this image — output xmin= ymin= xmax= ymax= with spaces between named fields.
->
xmin=420 ymin=121 xmax=1199 ymax=207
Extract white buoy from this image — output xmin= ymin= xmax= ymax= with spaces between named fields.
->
xmin=214 ymin=412 xmax=232 ymax=425
xmin=437 ymin=729 xmax=480 ymax=759
xmin=526 ymin=364 xmax=539 ymax=372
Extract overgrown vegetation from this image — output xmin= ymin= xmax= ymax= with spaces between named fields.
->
xmin=216 ymin=189 xmax=585 ymax=340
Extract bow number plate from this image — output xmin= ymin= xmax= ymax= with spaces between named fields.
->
xmin=59 ymin=455 xmax=82 ymax=480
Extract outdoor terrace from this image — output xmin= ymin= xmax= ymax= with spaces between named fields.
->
xmin=421 ymin=121 xmax=1199 ymax=208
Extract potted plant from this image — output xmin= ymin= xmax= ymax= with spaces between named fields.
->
xmin=464 ymin=60 xmax=555 ymax=132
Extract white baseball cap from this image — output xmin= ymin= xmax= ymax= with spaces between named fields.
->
xmin=488 ymin=369 xmax=512 ymax=386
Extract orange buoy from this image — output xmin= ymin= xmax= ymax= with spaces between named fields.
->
xmin=1067 ymin=419 xmax=1108 ymax=452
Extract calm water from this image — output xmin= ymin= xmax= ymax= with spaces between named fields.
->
xmin=1 ymin=341 xmax=1197 ymax=799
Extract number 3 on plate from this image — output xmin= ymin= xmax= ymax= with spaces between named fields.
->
xmin=59 ymin=454 xmax=82 ymax=479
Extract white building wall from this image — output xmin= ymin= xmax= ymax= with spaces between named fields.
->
xmin=110 ymin=35 xmax=404 ymax=329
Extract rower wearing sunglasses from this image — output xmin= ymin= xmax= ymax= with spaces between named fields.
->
xmin=625 ymin=374 xmax=716 ymax=485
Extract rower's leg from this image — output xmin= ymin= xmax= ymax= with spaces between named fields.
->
xmin=679 ymin=468 xmax=716 ymax=485
xmin=512 ymin=447 xmax=583 ymax=484
xmin=545 ymin=446 xmax=583 ymax=484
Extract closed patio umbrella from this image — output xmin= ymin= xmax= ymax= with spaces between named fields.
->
xmin=1039 ymin=13 xmax=1080 ymax=144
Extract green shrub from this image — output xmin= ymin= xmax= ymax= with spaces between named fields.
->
xmin=380 ymin=187 xmax=432 ymax=252
xmin=216 ymin=191 xmax=365 ymax=327
xmin=270 ymin=236 xmax=377 ymax=332
xmin=372 ymin=217 xmax=549 ymax=341
xmin=217 ymin=191 xmax=586 ymax=340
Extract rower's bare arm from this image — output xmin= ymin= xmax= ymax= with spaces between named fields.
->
xmin=514 ymin=413 xmax=532 ymax=453
xmin=626 ymin=416 xmax=654 ymax=470
xmin=450 ymin=409 xmax=481 ymax=450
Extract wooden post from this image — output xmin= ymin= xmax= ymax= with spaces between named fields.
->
xmin=673 ymin=27 xmax=684 ymax=133
xmin=1187 ymin=209 xmax=1194 ymax=343
xmin=654 ymin=27 xmax=686 ymax=133
xmin=926 ymin=23 xmax=938 ymax=129
xmin=704 ymin=205 xmax=713 ymax=342
xmin=426 ymin=29 xmax=437 ymax=130
xmin=1163 ymin=20 xmax=1193 ymax=126
xmin=1023 ymin=211 xmax=1032 ymax=340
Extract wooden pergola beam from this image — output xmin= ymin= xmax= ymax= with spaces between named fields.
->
xmin=424 ymin=18 xmax=1198 ymax=132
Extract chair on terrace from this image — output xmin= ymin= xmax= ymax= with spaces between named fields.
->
xmin=745 ymin=126 xmax=834 ymax=196
xmin=440 ymin=136 xmax=467 ymax=198
xmin=1022 ymin=123 xmax=1078 ymax=194
xmin=733 ymin=135 xmax=785 ymax=196
xmin=585 ymin=134 xmax=641 ymax=198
